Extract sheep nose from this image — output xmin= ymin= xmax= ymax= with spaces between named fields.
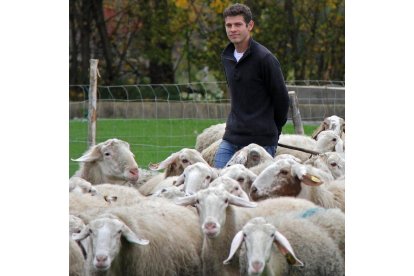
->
xmin=204 ymin=222 xmax=217 ymax=230
xmin=96 ymin=255 xmax=108 ymax=262
xmin=129 ymin=168 xmax=139 ymax=176
xmin=251 ymin=261 xmax=264 ymax=273
xmin=250 ymin=186 xmax=258 ymax=194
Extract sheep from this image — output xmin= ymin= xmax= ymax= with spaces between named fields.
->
xmin=69 ymin=215 xmax=87 ymax=276
xmin=250 ymin=159 xmax=345 ymax=212
xmin=173 ymin=162 xmax=218 ymax=195
xmin=70 ymin=238 xmax=86 ymax=276
xmin=276 ymin=134 xmax=317 ymax=161
xmin=225 ymin=143 xmax=274 ymax=168
xmin=219 ymin=164 xmax=258 ymax=194
xmin=70 ymin=177 xmax=98 ymax=195
xmin=201 ymin=138 xmax=222 ymax=166
xmin=149 ymin=186 xmax=186 ymax=200
xmin=142 ymin=148 xmax=209 ymax=192
xmin=223 ymin=216 xmax=344 ymax=276
xmin=210 ymin=176 xmax=250 ymax=200
xmin=70 ymin=138 xmax=140 ymax=188
xmin=138 ymin=175 xmax=180 ymax=196
xmin=314 ymin=130 xmax=345 ymax=153
xmin=72 ymin=200 xmax=203 ymax=276
xmin=174 ymin=187 xmax=316 ymax=276
xmin=69 ymin=184 xmax=144 ymax=216
xmin=305 ymin=152 xmax=345 ymax=179
xmin=195 ymin=123 xmax=226 ymax=152
xmin=311 ymin=115 xmax=345 ymax=141
xmin=296 ymin=207 xmax=345 ymax=259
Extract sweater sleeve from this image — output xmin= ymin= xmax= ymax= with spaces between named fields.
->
xmin=262 ymin=54 xmax=290 ymax=135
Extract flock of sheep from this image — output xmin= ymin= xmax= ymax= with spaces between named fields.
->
xmin=69 ymin=115 xmax=346 ymax=276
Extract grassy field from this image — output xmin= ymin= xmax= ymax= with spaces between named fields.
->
xmin=69 ymin=119 xmax=318 ymax=176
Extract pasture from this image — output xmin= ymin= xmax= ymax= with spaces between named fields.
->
xmin=69 ymin=119 xmax=318 ymax=176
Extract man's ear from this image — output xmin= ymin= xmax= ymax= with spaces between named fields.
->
xmin=248 ymin=20 xmax=254 ymax=31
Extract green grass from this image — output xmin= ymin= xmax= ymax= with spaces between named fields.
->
xmin=69 ymin=119 xmax=318 ymax=176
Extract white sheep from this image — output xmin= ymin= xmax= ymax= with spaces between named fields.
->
xmin=149 ymin=186 xmax=186 ymax=200
xmin=72 ymin=200 xmax=203 ymax=276
xmin=201 ymin=138 xmax=222 ymax=166
xmin=305 ymin=151 xmax=345 ymax=179
xmin=70 ymin=138 xmax=140 ymax=187
xmin=174 ymin=187 xmax=316 ymax=275
xmin=138 ymin=175 xmax=179 ymax=196
xmin=314 ymin=130 xmax=345 ymax=153
xmin=69 ymin=177 xmax=98 ymax=195
xmin=311 ymin=115 xmax=345 ymax=141
xmin=209 ymin=176 xmax=250 ymax=200
xmin=195 ymin=123 xmax=226 ymax=152
xmin=69 ymin=238 xmax=86 ymax=276
xmin=250 ymin=159 xmax=345 ymax=212
xmin=219 ymin=164 xmax=258 ymax=194
xmin=295 ymin=207 xmax=345 ymax=259
xmin=69 ymin=184 xmax=144 ymax=216
xmin=142 ymin=148 xmax=209 ymax=192
xmin=225 ymin=143 xmax=274 ymax=168
xmin=69 ymin=215 xmax=87 ymax=276
xmin=173 ymin=162 xmax=218 ymax=195
xmin=223 ymin=216 xmax=344 ymax=275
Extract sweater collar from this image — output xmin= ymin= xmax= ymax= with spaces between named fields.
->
xmin=222 ymin=38 xmax=255 ymax=60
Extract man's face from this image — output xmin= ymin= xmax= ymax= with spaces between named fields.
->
xmin=224 ymin=15 xmax=253 ymax=46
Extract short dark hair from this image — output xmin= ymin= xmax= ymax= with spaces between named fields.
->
xmin=223 ymin=3 xmax=252 ymax=24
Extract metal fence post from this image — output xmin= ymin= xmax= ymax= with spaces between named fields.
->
xmin=288 ymin=91 xmax=304 ymax=135
xmin=88 ymin=59 xmax=99 ymax=148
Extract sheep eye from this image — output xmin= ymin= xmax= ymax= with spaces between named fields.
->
xmin=206 ymin=175 xmax=211 ymax=180
xmin=237 ymin=178 xmax=244 ymax=183
xmin=74 ymin=229 xmax=81 ymax=234
xmin=331 ymin=162 xmax=337 ymax=167
xmin=182 ymin=159 xmax=189 ymax=164
xmin=104 ymin=152 xmax=111 ymax=156
xmin=270 ymin=233 xmax=275 ymax=237
xmin=195 ymin=199 xmax=199 ymax=204
xmin=224 ymin=198 xmax=229 ymax=204
xmin=89 ymin=229 xmax=93 ymax=234
xmin=118 ymin=230 xmax=122 ymax=234
xmin=332 ymin=138 xmax=337 ymax=142
xmin=280 ymin=170 xmax=288 ymax=175
xmin=235 ymin=187 xmax=239 ymax=190
xmin=243 ymin=233 xmax=247 ymax=237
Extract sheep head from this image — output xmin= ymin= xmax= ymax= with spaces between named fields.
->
xmin=72 ymin=139 xmax=139 ymax=185
xmin=72 ymin=216 xmax=149 ymax=271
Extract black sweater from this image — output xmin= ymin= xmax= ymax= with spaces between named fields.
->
xmin=221 ymin=38 xmax=289 ymax=147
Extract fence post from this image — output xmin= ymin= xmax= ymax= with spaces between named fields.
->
xmin=88 ymin=59 xmax=99 ymax=148
xmin=288 ymin=91 xmax=304 ymax=135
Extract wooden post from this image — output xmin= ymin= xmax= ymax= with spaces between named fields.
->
xmin=288 ymin=91 xmax=304 ymax=135
xmin=88 ymin=59 xmax=99 ymax=148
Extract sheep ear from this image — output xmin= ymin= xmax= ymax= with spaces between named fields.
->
xmin=148 ymin=152 xmax=179 ymax=171
xmin=226 ymin=150 xmax=247 ymax=167
xmin=72 ymin=226 xmax=90 ymax=241
xmin=223 ymin=230 xmax=244 ymax=265
xmin=174 ymin=194 xmax=197 ymax=206
xmin=311 ymin=121 xmax=327 ymax=140
xmin=301 ymin=174 xmax=323 ymax=186
xmin=174 ymin=174 xmax=185 ymax=187
xmin=334 ymin=139 xmax=345 ymax=153
xmin=273 ymin=230 xmax=304 ymax=267
xmin=228 ymin=194 xmax=257 ymax=208
xmin=249 ymin=149 xmax=261 ymax=162
xmin=121 ymin=225 xmax=149 ymax=245
xmin=71 ymin=146 xmax=102 ymax=162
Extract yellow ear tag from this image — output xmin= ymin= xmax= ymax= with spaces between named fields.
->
xmin=310 ymin=176 xmax=321 ymax=183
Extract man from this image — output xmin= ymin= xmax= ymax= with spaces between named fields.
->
xmin=213 ymin=3 xmax=290 ymax=168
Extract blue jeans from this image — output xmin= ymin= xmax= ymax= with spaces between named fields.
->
xmin=213 ymin=140 xmax=276 ymax=169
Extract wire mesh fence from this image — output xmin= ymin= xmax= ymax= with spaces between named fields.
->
xmin=69 ymin=81 xmax=345 ymax=175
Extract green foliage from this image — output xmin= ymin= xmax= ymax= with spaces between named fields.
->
xmin=69 ymin=119 xmax=318 ymax=176
xmin=69 ymin=0 xmax=344 ymax=85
